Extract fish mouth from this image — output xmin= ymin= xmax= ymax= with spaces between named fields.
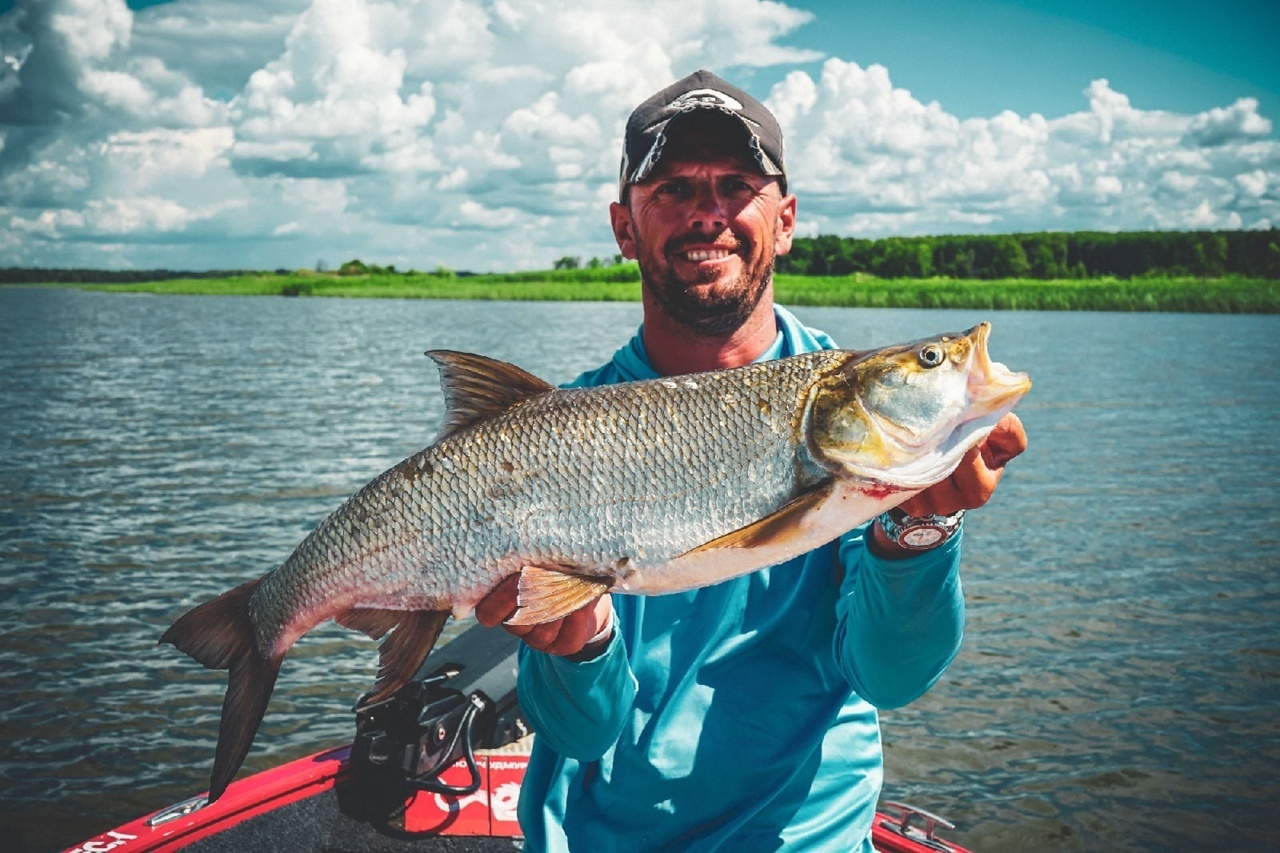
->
xmin=967 ymin=322 xmax=1032 ymax=418
xmin=890 ymin=322 xmax=1029 ymax=484
xmin=846 ymin=323 xmax=1030 ymax=490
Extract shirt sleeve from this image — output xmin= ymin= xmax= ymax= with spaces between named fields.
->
xmin=832 ymin=524 xmax=965 ymax=709
xmin=516 ymin=628 xmax=639 ymax=761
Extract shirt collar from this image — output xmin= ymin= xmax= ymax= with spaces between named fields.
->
xmin=612 ymin=305 xmax=831 ymax=383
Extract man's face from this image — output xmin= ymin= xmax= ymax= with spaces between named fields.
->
xmin=610 ymin=135 xmax=796 ymax=337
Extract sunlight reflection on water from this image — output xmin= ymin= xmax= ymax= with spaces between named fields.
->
xmin=1 ymin=290 xmax=1276 ymax=851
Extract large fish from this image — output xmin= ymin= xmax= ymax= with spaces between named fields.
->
xmin=162 ymin=323 xmax=1030 ymax=800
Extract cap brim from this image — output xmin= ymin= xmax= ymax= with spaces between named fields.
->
xmin=620 ymin=106 xmax=784 ymax=197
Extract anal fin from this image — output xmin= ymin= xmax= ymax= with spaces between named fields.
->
xmin=506 ymin=566 xmax=613 ymax=626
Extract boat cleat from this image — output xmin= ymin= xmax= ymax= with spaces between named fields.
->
xmin=878 ymin=800 xmax=963 ymax=852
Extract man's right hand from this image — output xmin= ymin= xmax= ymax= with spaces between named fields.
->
xmin=475 ymin=575 xmax=615 ymax=659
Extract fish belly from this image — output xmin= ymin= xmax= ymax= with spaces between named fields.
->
xmin=249 ymin=357 xmax=838 ymax=650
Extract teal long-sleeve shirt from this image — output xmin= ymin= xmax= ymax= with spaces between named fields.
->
xmin=515 ymin=307 xmax=966 ymax=851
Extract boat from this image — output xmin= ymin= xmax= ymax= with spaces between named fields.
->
xmin=66 ymin=624 xmax=971 ymax=853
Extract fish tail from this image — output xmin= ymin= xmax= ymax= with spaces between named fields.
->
xmin=160 ymin=578 xmax=282 ymax=802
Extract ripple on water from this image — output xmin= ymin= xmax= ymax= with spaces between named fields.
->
xmin=3 ymin=292 xmax=1279 ymax=851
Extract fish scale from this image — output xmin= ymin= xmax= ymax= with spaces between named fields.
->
xmin=163 ymin=326 xmax=1030 ymax=802
xmin=259 ymin=349 xmax=843 ymax=638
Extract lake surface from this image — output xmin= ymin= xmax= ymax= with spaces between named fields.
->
xmin=1 ymin=287 xmax=1277 ymax=852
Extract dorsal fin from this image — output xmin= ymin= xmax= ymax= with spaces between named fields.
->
xmin=425 ymin=350 xmax=556 ymax=440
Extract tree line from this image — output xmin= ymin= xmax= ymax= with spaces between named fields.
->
xmin=775 ymin=229 xmax=1280 ymax=279
xmin=0 ymin=268 xmax=258 ymax=283
xmin=4 ymin=229 xmax=1277 ymax=283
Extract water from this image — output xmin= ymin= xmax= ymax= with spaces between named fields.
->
xmin=0 ymin=288 xmax=1276 ymax=851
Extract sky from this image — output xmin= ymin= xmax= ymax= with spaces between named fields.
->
xmin=0 ymin=0 xmax=1276 ymax=272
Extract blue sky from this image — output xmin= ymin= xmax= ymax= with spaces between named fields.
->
xmin=770 ymin=1 xmax=1278 ymax=125
xmin=1 ymin=0 xmax=1276 ymax=271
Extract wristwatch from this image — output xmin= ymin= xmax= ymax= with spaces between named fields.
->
xmin=877 ymin=507 xmax=965 ymax=551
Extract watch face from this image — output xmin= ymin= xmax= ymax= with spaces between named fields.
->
xmin=902 ymin=525 xmax=945 ymax=548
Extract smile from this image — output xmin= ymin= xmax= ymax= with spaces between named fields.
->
xmin=683 ymin=248 xmax=735 ymax=262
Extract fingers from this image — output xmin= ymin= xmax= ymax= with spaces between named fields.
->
xmin=982 ymin=414 xmax=1028 ymax=470
xmin=474 ymin=575 xmax=520 ymax=627
xmin=517 ymin=595 xmax=613 ymax=657
xmin=898 ymin=445 xmax=992 ymax=516
xmin=955 ymin=443 xmax=1004 ymax=509
xmin=898 ymin=414 xmax=1028 ymax=517
xmin=538 ymin=602 xmax=604 ymax=657
xmin=474 ymin=575 xmax=613 ymax=658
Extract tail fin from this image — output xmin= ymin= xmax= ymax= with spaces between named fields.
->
xmin=160 ymin=578 xmax=282 ymax=802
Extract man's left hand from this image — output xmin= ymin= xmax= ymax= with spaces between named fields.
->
xmin=872 ymin=413 xmax=1028 ymax=555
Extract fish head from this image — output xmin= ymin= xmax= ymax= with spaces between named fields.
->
xmin=805 ymin=323 xmax=1030 ymax=490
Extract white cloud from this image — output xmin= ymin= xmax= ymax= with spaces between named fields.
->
xmin=0 ymin=0 xmax=223 ymax=128
xmin=457 ymin=198 xmax=520 ymax=228
xmin=229 ymin=0 xmax=442 ymax=177
xmin=51 ymin=0 xmax=131 ymax=64
xmin=773 ymin=61 xmax=1280 ymax=236
xmin=10 ymin=194 xmax=204 ymax=238
xmin=1237 ymin=169 xmax=1267 ymax=198
xmin=1186 ymin=97 xmax=1272 ymax=147
xmin=0 ymin=0 xmax=1276 ymax=272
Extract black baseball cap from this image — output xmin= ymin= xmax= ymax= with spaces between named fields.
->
xmin=619 ymin=70 xmax=786 ymax=199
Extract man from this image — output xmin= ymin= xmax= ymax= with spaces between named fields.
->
xmin=477 ymin=70 xmax=1028 ymax=850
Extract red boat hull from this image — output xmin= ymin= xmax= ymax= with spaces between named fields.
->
xmin=67 ymin=745 xmax=968 ymax=853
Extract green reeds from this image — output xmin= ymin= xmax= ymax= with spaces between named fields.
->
xmin=773 ymin=274 xmax=1279 ymax=313
xmin=62 ymin=267 xmax=1280 ymax=313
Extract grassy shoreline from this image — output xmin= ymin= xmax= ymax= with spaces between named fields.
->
xmin=27 ymin=268 xmax=1280 ymax=313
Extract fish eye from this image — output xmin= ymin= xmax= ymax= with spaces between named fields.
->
xmin=918 ymin=345 xmax=945 ymax=368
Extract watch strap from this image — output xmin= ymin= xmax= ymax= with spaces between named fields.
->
xmin=878 ymin=507 xmax=965 ymax=551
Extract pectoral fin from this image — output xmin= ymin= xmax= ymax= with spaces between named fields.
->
xmin=336 ymin=608 xmax=450 ymax=705
xmin=681 ymin=479 xmax=838 ymax=555
xmin=506 ymin=566 xmax=613 ymax=626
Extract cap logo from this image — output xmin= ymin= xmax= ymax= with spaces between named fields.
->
xmin=668 ymin=88 xmax=744 ymax=112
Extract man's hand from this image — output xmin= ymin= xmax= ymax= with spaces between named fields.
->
xmin=475 ymin=574 xmax=615 ymax=659
xmin=873 ymin=413 xmax=1028 ymax=555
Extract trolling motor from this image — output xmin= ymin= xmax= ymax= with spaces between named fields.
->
xmin=350 ymin=624 xmax=528 ymax=796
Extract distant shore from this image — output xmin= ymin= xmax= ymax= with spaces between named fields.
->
xmin=19 ymin=268 xmax=1280 ymax=313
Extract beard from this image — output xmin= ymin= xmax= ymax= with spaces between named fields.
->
xmin=639 ymin=234 xmax=776 ymax=338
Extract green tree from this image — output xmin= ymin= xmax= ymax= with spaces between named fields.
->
xmin=990 ymin=237 xmax=1030 ymax=278
xmin=811 ymin=234 xmax=855 ymax=275
xmin=778 ymin=238 xmax=813 ymax=274
xmin=1194 ymin=233 xmax=1228 ymax=276
xmin=1025 ymin=233 xmax=1067 ymax=278
xmin=875 ymin=239 xmax=933 ymax=277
